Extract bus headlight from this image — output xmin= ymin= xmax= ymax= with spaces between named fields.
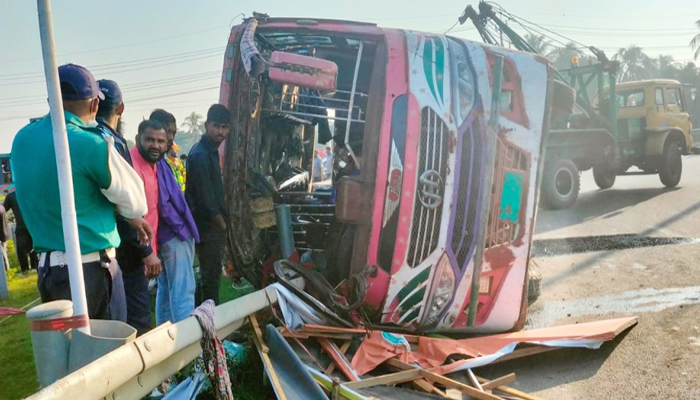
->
xmin=423 ymin=253 xmax=455 ymax=326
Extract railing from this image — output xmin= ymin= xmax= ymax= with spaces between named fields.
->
xmin=27 ymin=282 xmax=298 ymax=400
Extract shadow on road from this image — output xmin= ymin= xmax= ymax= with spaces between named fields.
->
xmin=535 ymin=187 xmax=678 ymax=235
xmin=475 ymin=328 xmax=633 ymax=394
xmin=541 ymin=199 xmax=700 ymax=289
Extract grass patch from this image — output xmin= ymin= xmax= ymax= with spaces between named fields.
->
xmin=0 ymin=272 xmax=40 ymax=400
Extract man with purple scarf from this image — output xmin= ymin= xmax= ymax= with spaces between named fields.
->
xmin=156 ymin=147 xmax=200 ymax=325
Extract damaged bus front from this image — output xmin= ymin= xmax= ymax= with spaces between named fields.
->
xmin=219 ymin=16 xmax=552 ymax=333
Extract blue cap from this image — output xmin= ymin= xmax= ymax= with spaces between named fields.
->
xmin=97 ymin=79 xmax=123 ymax=104
xmin=58 ymin=64 xmax=105 ymax=101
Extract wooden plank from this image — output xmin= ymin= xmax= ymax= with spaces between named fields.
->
xmin=249 ymin=315 xmax=287 ymax=400
xmin=327 ymin=340 xmax=353 ymax=375
xmin=418 ymin=370 xmax=505 ymax=400
xmin=343 ymin=369 xmax=422 ymax=390
xmin=383 ymin=359 xmax=447 ymax=397
xmin=476 ymin=376 xmax=548 ymax=400
xmin=480 ymin=373 xmax=516 ymax=390
xmin=318 ymin=338 xmax=360 ymax=382
xmin=249 ymin=313 xmax=269 ymax=353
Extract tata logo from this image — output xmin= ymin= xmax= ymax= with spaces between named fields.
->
xmin=418 ymin=169 xmax=443 ymax=209
xmin=388 ymin=169 xmax=402 ymax=202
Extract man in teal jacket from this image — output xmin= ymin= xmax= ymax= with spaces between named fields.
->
xmin=11 ymin=64 xmax=149 ymax=319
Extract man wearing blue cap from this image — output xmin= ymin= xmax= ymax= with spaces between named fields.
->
xmin=97 ymin=80 xmax=160 ymax=333
xmin=11 ymin=64 xmax=150 ymax=319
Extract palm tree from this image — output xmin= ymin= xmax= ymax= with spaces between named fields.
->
xmin=181 ymin=112 xmax=204 ymax=135
xmin=613 ymin=45 xmax=649 ymax=82
xmin=691 ymin=20 xmax=700 ymax=60
xmin=524 ymin=33 xmax=551 ymax=55
xmin=546 ymin=42 xmax=581 ymax=70
xmin=656 ymin=55 xmax=678 ymax=79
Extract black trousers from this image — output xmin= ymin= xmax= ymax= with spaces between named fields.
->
xmin=195 ymin=232 xmax=225 ymax=305
xmin=116 ymin=244 xmax=152 ymax=336
xmin=15 ymin=227 xmax=38 ymax=272
xmin=37 ymin=256 xmax=111 ymax=320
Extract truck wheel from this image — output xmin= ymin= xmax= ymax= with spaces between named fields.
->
xmin=542 ymin=159 xmax=580 ymax=209
xmin=659 ymin=141 xmax=682 ymax=187
xmin=593 ymin=166 xmax=616 ymax=189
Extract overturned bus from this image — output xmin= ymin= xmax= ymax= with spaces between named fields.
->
xmin=218 ymin=15 xmax=553 ymax=333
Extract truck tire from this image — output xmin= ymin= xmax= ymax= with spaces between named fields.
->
xmin=551 ymin=80 xmax=576 ymax=118
xmin=593 ymin=166 xmax=616 ymax=189
xmin=659 ymin=141 xmax=682 ymax=187
xmin=541 ymin=158 xmax=580 ymax=209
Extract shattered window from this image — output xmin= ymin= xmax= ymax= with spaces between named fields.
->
xmin=448 ymin=39 xmax=476 ymax=125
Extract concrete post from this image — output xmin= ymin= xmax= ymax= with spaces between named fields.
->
xmin=26 ymin=300 xmax=73 ymax=387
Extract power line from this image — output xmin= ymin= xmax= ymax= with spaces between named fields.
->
xmin=444 ymin=21 xmax=460 ymax=35
xmin=1 ymin=25 xmax=229 ymax=65
xmin=0 ymin=50 xmax=223 ymax=87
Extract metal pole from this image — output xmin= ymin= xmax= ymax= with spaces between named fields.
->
xmin=275 ymin=205 xmax=295 ymax=259
xmin=344 ymin=41 xmax=364 ymax=168
xmin=37 ymin=0 xmax=90 ymax=333
xmin=467 ymin=55 xmax=504 ymax=326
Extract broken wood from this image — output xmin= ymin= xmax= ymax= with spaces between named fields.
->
xmin=419 ymin=369 xmax=505 ymax=400
xmin=343 ymin=369 xmax=422 ymax=390
xmin=480 ymin=373 xmax=516 ymax=390
xmin=476 ymin=376 xmax=548 ymax=400
xmin=326 ymin=340 xmax=352 ymax=375
xmin=382 ymin=358 xmax=448 ymax=397
xmin=249 ymin=313 xmax=269 ymax=353
xmin=249 ymin=315 xmax=287 ymax=400
xmin=318 ymin=338 xmax=360 ymax=381
xmin=384 ymin=358 xmax=504 ymax=400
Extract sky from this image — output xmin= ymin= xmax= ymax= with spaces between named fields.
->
xmin=0 ymin=0 xmax=699 ymax=153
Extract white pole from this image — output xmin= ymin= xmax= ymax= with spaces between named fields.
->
xmin=37 ymin=0 xmax=90 ymax=334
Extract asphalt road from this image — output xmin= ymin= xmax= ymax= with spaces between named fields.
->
xmin=477 ymin=155 xmax=700 ymax=399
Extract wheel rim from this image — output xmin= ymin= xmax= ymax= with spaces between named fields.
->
xmin=554 ymin=168 xmax=574 ymax=199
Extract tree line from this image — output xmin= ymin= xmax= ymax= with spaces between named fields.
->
xmin=524 ymin=33 xmax=700 ymax=90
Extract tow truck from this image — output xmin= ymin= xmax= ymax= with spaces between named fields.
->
xmin=462 ymin=2 xmax=693 ymax=209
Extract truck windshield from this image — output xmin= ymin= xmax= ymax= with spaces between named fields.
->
xmin=617 ymin=90 xmax=645 ymax=108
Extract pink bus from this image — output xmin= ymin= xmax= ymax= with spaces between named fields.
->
xmin=219 ymin=15 xmax=553 ymax=333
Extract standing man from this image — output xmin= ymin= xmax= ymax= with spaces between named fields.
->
xmin=186 ymin=104 xmax=230 ymax=305
xmin=11 ymin=64 xmax=148 ymax=319
xmin=313 ymin=150 xmax=323 ymax=182
xmin=3 ymin=190 xmax=38 ymax=274
xmin=149 ymin=109 xmax=186 ymax=192
xmin=150 ymin=108 xmax=200 ymax=323
xmin=97 ymin=79 xmax=155 ymax=325
xmin=156 ymin=140 xmax=200 ymax=324
xmin=128 ymin=119 xmax=168 ymax=334
xmin=323 ymin=145 xmax=334 ymax=181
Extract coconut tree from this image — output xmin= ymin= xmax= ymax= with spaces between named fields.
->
xmin=181 ymin=111 xmax=204 ymax=135
xmin=523 ymin=33 xmax=551 ymax=55
xmin=613 ymin=45 xmax=649 ymax=82
xmin=691 ymin=20 xmax=700 ymax=60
